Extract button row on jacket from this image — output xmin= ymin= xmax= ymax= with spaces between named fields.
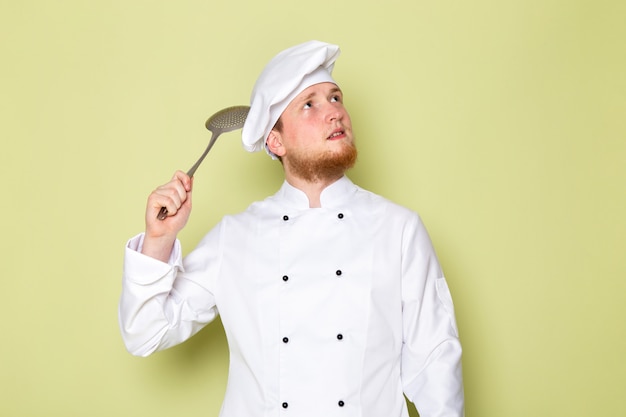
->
xmin=281 ymin=270 xmax=343 ymax=282
xmin=281 ymin=212 xmax=345 ymax=221
xmin=281 ymin=400 xmax=346 ymax=409
xmin=281 ymin=334 xmax=343 ymax=343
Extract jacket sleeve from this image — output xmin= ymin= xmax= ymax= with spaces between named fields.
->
xmin=118 ymin=230 xmax=220 ymax=357
xmin=401 ymin=215 xmax=465 ymax=417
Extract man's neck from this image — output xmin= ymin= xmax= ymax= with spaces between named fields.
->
xmin=285 ymin=173 xmax=344 ymax=208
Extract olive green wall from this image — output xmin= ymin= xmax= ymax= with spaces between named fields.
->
xmin=2 ymin=1 xmax=624 ymax=416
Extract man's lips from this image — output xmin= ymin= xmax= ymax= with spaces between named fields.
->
xmin=327 ymin=129 xmax=345 ymax=140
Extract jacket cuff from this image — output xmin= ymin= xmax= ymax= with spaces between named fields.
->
xmin=123 ymin=233 xmax=183 ymax=284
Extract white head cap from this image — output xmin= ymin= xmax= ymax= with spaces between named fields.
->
xmin=242 ymin=40 xmax=341 ymax=158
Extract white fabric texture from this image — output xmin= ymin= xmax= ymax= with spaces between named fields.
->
xmin=119 ymin=176 xmax=465 ymax=417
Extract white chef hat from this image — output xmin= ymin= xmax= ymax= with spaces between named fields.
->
xmin=242 ymin=40 xmax=341 ymax=158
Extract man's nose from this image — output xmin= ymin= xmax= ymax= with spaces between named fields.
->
xmin=326 ymin=107 xmax=343 ymax=122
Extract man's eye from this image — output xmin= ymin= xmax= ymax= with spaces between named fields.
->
xmin=303 ymin=102 xmax=312 ymax=109
xmin=331 ymin=95 xmax=342 ymax=102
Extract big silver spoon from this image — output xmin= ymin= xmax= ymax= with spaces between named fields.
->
xmin=157 ymin=105 xmax=250 ymax=220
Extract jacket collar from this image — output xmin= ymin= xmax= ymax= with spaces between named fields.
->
xmin=276 ymin=176 xmax=358 ymax=209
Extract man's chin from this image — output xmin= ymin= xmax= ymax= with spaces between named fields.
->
xmin=286 ymin=144 xmax=358 ymax=183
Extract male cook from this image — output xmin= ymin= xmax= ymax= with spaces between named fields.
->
xmin=119 ymin=40 xmax=465 ymax=417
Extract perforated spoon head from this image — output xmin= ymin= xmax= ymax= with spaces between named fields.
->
xmin=205 ymin=105 xmax=250 ymax=134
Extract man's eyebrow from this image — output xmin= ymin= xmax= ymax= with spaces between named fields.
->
xmin=298 ymin=87 xmax=343 ymax=104
xmin=298 ymin=91 xmax=316 ymax=103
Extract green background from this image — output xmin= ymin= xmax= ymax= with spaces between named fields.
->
xmin=2 ymin=0 xmax=624 ymax=416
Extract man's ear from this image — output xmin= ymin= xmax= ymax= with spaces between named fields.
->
xmin=266 ymin=130 xmax=286 ymax=157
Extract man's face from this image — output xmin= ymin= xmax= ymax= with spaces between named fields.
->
xmin=269 ymin=82 xmax=357 ymax=182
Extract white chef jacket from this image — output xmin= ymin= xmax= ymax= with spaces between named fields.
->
xmin=119 ymin=176 xmax=464 ymax=417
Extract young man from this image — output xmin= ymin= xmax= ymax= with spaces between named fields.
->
xmin=119 ymin=40 xmax=464 ymax=417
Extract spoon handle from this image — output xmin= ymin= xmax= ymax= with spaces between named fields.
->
xmin=186 ymin=132 xmax=218 ymax=178
xmin=156 ymin=132 xmax=219 ymax=220
xmin=157 ymin=206 xmax=169 ymax=220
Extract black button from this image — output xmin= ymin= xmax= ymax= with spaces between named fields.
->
xmin=338 ymin=213 xmax=344 ymax=219
xmin=337 ymin=334 xmax=343 ymax=340
xmin=282 ymin=402 xmax=289 ymax=408
xmin=336 ymin=270 xmax=342 ymax=276
xmin=282 ymin=275 xmax=289 ymax=282
xmin=282 ymin=215 xmax=289 ymax=221
xmin=338 ymin=400 xmax=345 ymax=407
xmin=282 ymin=337 xmax=289 ymax=343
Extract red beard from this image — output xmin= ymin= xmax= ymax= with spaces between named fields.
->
xmin=284 ymin=140 xmax=358 ymax=183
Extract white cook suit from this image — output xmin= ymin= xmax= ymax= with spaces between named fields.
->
xmin=119 ymin=176 xmax=464 ymax=417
